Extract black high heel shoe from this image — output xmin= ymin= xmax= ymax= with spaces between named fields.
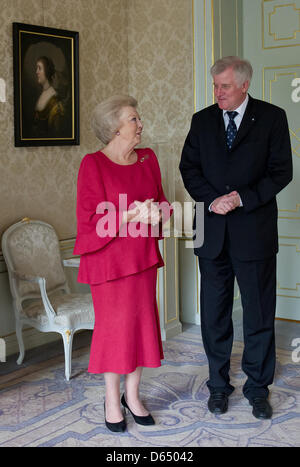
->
xmin=104 ymin=402 xmax=126 ymax=433
xmin=121 ymin=393 xmax=155 ymax=426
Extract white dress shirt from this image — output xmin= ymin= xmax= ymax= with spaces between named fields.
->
xmin=223 ymin=94 xmax=249 ymax=130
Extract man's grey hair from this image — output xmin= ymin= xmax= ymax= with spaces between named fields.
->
xmin=210 ymin=56 xmax=253 ymax=87
xmin=92 ymin=95 xmax=138 ymax=144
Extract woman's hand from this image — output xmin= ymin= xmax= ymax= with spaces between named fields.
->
xmin=123 ymin=199 xmax=161 ymax=225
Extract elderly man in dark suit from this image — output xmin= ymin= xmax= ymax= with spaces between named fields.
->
xmin=179 ymin=56 xmax=292 ymax=419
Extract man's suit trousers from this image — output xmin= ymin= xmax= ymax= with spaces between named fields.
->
xmin=198 ymin=239 xmax=276 ymax=401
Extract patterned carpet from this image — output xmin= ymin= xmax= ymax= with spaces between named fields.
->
xmin=0 ymin=327 xmax=299 ymax=447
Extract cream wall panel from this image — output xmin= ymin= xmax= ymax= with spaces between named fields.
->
xmin=213 ymin=0 xmax=243 ymax=66
xmin=263 ymin=65 xmax=300 ymax=222
xmin=178 ymin=240 xmax=200 ymax=325
xmin=179 ymin=0 xmax=243 ymax=325
xmin=193 ymin=0 xmax=214 ymax=110
xmin=194 ymin=0 xmax=243 ymax=113
xmin=262 ymin=0 xmax=300 ymax=49
xmin=158 ymin=239 xmax=182 ymax=339
xmin=243 ymin=0 xmax=300 ymax=321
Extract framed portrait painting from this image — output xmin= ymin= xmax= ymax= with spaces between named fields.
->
xmin=13 ymin=22 xmax=79 ymax=147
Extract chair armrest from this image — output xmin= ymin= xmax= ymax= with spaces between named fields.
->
xmin=63 ymin=258 xmax=80 ymax=268
xmin=11 ymin=270 xmax=56 ymax=320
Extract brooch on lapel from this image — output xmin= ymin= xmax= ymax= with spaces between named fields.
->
xmin=140 ymin=154 xmax=149 ymax=163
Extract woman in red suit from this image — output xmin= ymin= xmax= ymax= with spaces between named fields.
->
xmin=74 ymin=95 xmax=172 ymax=432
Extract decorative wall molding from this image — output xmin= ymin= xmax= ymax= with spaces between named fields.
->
xmin=262 ymin=0 xmax=300 ymax=49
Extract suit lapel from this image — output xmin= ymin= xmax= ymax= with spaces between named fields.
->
xmin=230 ymin=95 xmax=257 ymax=151
xmin=211 ymin=105 xmax=227 ymax=150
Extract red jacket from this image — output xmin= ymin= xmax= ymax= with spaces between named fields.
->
xmin=74 ymin=148 xmax=172 ymax=284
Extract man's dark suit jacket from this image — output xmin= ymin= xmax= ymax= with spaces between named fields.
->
xmin=179 ymin=95 xmax=293 ymax=261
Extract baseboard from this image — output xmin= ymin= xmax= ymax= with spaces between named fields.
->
xmin=164 ymin=321 xmax=183 ymax=340
xmin=4 ymin=327 xmax=61 ymax=358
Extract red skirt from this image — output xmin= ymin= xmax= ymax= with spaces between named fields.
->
xmin=88 ymin=266 xmax=164 ymax=374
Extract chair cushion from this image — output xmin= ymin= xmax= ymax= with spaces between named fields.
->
xmin=22 ymin=292 xmax=95 ymax=328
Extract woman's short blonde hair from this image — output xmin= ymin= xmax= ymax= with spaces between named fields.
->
xmin=92 ymin=95 xmax=138 ymax=144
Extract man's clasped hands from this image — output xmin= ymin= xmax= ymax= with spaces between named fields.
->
xmin=210 ymin=190 xmax=241 ymax=215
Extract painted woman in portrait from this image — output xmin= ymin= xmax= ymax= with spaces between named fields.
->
xmin=32 ymin=56 xmax=65 ymax=138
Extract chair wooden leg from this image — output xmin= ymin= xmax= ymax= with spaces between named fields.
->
xmin=62 ymin=329 xmax=74 ymax=381
xmin=16 ymin=320 xmax=25 ymax=365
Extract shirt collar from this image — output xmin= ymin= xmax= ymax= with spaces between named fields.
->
xmin=223 ymin=94 xmax=249 ymax=118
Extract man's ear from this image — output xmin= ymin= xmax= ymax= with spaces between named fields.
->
xmin=242 ymin=80 xmax=250 ymax=93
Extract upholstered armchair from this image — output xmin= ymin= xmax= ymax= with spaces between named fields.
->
xmin=1 ymin=218 xmax=95 ymax=380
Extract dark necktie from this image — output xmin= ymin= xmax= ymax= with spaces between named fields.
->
xmin=226 ymin=111 xmax=238 ymax=149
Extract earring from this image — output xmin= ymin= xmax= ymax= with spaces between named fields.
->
xmin=116 ymin=131 xmax=120 ymax=136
